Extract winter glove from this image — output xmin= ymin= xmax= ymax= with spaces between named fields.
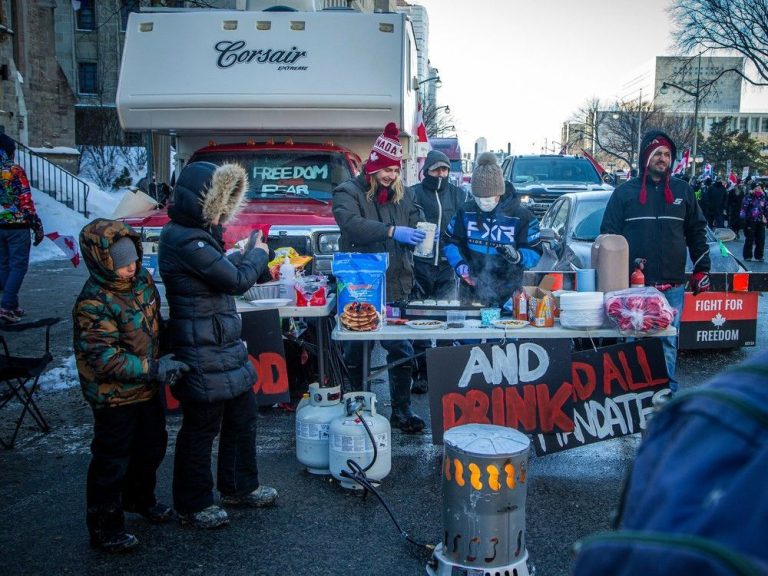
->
xmin=456 ymin=264 xmax=476 ymax=286
xmin=689 ymin=271 xmax=711 ymax=296
xmin=392 ymin=226 xmax=426 ymax=246
xmin=32 ymin=220 xmax=45 ymax=247
xmin=151 ymin=354 xmax=190 ymax=385
xmin=498 ymin=245 xmax=521 ymax=264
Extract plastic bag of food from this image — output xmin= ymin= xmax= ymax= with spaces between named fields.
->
xmin=268 ymin=247 xmax=312 ymax=279
xmin=295 ymin=275 xmax=328 ymax=307
xmin=604 ymin=287 xmax=676 ymax=336
xmin=332 ymin=253 xmax=388 ymax=332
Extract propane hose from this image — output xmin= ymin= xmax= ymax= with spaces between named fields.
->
xmin=338 ymin=411 xmax=434 ymax=551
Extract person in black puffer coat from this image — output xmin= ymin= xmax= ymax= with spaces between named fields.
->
xmin=408 ymin=149 xmax=468 ymax=393
xmin=159 ymin=162 xmax=277 ymax=529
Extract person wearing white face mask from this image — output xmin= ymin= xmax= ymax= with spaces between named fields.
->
xmin=443 ymin=152 xmax=543 ymax=304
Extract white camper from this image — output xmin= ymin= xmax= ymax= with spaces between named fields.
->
xmin=116 ymin=8 xmax=420 ymax=184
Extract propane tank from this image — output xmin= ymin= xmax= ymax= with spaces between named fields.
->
xmin=295 ymin=383 xmax=345 ymax=475
xmin=630 ymin=258 xmax=646 ymax=288
xmin=329 ymin=392 xmax=391 ymax=490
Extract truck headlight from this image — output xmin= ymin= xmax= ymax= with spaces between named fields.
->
xmin=520 ymin=195 xmax=532 ymax=205
xmin=317 ymin=232 xmax=340 ymax=254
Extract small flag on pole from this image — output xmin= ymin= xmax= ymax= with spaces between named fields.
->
xmin=581 ymin=149 xmax=607 ymax=176
xmin=45 ymin=232 xmax=80 ymax=267
xmin=673 ymin=147 xmax=690 ymax=175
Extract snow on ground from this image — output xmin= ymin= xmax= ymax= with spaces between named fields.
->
xmin=38 ymin=354 xmax=79 ymax=393
xmin=29 ymin=185 xmax=128 ymax=264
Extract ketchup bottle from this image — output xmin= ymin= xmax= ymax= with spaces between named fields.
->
xmin=630 ymin=258 xmax=646 ymax=288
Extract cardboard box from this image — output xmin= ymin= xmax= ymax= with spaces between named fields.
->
xmin=520 ymin=286 xmax=557 ymax=327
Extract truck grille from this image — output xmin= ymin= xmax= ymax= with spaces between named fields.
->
xmin=268 ymin=234 xmax=311 ymax=256
xmin=531 ymin=202 xmax=553 ymax=218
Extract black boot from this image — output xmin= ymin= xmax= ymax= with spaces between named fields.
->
xmin=88 ymin=507 xmax=138 ymax=553
xmin=411 ymin=376 xmax=428 ymax=394
xmin=390 ymin=405 xmax=425 ymax=434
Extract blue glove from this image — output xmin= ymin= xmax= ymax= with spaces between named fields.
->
xmin=456 ymin=264 xmax=475 ymax=286
xmin=392 ymin=226 xmax=426 ymax=246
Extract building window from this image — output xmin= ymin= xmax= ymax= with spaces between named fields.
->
xmin=750 ymin=117 xmax=760 ymax=132
xmin=762 ymin=117 xmax=768 ymax=132
xmin=121 ymin=0 xmax=140 ymax=31
xmin=78 ymin=62 xmax=98 ymax=94
xmin=739 ymin=117 xmax=748 ymax=132
xmin=76 ymin=0 xmax=96 ymax=31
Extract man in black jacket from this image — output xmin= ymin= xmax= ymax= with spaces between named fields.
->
xmin=601 ymin=130 xmax=710 ymax=392
xmin=159 ymin=162 xmax=278 ymax=529
xmin=408 ymin=150 xmax=467 ymax=393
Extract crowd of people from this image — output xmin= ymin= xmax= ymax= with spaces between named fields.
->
xmin=693 ymin=173 xmax=767 ymax=262
xmin=3 ymin=122 xmax=761 ymax=559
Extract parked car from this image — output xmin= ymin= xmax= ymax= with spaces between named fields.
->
xmin=500 ymin=154 xmax=613 ymax=218
xmin=533 ymin=190 xmax=761 ymax=351
xmin=534 ymin=190 xmax=746 ymax=275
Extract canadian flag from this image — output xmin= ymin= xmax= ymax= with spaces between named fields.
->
xmin=45 ymin=232 xmax=80 ymax=267
xmin=673 ymin=147 xmax=690 ymax=175
xmin=728 ymin=170 xmax=738 ymax=187
xmin=415 ymin=101 xmax=430 ymax=146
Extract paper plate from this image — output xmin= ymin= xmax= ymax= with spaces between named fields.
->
xmin=405 ymin=319 xmax=447 ymax=330
xmin=493 ymin=319 xmax=529 ymax=329
xmin=249 ymin=298 xmax=293 ymax=308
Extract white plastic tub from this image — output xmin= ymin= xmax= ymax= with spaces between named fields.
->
xmin=559 ymin=291 xmax=605 ymax=330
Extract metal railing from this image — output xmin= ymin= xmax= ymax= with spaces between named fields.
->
xmin=13 ymin=140 xmax=90 ymax=218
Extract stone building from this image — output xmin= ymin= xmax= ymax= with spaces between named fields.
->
xmin=0 ymin=0 xmax=76 ymax=148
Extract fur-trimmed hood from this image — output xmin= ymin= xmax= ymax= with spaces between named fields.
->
xmin=168 ymin=162 xmax=248 ymax=228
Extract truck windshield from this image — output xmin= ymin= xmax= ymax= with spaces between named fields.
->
xmin=512 ymin=157 xmax=602 ymax=185
xmin=192 ymin=150 xmax=352 ymax=201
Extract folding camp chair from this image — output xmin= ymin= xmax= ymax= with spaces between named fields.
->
xmin=0 ymin=317 xmax=61 ymax=449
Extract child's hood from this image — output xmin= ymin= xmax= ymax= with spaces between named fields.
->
xmin=79 ymin=219 xmax=143 ymax=288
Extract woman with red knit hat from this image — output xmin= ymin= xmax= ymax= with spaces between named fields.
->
xmin=332 ymin=123 xmax=426 ymax=433
xmin=600 ymin=129 xmax=710 ymax=393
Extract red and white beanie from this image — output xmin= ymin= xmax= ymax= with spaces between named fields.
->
xmin=365 ymin=122 xmax=403 ymax=175
xmin=639 ymin=136 xmax=674 ymax=205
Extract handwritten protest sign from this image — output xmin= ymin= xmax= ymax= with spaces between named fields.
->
xmin=534 ymin=339 xmax=669 ymax=454
xmin=427 ymin=339 xmax=573 ymax=444
xmin=426 ymin=338 xmax=669 ymax=453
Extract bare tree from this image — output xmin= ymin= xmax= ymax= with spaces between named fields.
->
xmin=423 ymin=101 xmax=456 ymax=138
xmin=670 ymin=0 xmax=768 ymax=85
xmin=568 ymin=96 xmax=698 ymax=171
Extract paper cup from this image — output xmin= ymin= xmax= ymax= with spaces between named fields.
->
xmin=414 ymin=221 xmax=437 ymax=258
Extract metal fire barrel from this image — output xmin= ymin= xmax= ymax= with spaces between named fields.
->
xmin=431 ymin=424 xmax=531 ymax=575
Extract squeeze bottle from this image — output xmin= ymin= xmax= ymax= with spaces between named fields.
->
xmin=279 ymin=257 xmax=296 ymax=304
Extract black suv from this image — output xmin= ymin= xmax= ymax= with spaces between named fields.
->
xmin=501 ymin=154 xmax=613 ymax=218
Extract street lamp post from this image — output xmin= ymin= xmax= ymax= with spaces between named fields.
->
xmin=661 ymin=53 xmax=702 ymax=178
xmin=417 ymin=76 xmax=442 ymax=89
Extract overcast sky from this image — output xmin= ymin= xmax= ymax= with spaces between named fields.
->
xmin=416 ymin=0 xmax=677 ymax=155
